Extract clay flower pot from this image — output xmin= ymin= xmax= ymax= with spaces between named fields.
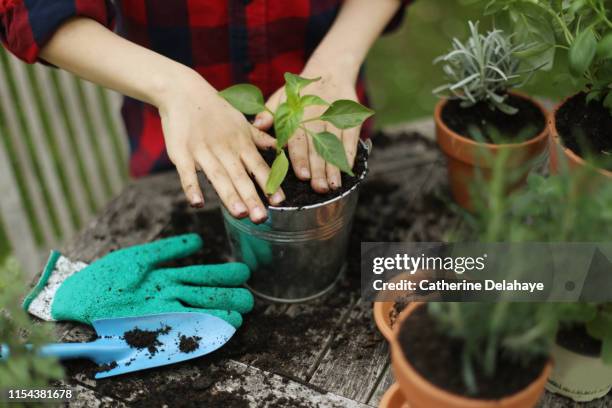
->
xmin=546 ymin=342 xmax=612 ymax=402
xmin=389 ymin=302 xmax=552 ymax=408
xmin=379 ymin=383 xmax=411 ymax=408
xmin=434 ymin=94 xmax=549 ymax=209
xmin=374 ymin=301 xmax=395 ymax=342
xmin=548 ymin=96 xmax=612 ymax=181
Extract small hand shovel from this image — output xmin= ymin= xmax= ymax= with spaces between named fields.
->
xmin=1 ymin=313 xmax=235 ymax=379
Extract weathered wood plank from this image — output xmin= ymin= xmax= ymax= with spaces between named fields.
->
xmin=309 ymin=300 xmax=388 ymax=403
xmin=8 ymin=56 xmax=75 ymax=240
xmin=0 ymin=131 xmax=43 ymax=276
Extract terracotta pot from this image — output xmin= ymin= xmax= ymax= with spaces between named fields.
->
xmin=434 ymin=94 xmax=549 ymax=209
xmin=390 ymin=302 xmax=552 ymax=408
xmin=548 ymin=96 xmax=612 ymax=181
xmin=379 ymin=383 xmax=411 ymax=408
xmin=546 ymin=342 xmax=612 ymax=402
xmin=374 ymin=301 xmax=395 ymax=342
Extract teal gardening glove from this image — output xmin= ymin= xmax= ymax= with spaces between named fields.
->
xmin=24 ymin=234 xmax=254 ymax=328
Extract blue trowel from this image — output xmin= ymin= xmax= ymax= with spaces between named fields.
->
xmin=0 ymin=313 xmax=235 ymax=379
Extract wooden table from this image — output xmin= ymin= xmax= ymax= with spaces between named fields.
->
xmin=48 ymin=120 xmax=609 ymax=407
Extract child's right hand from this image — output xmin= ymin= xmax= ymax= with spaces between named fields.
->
xmin=157 ymin=70 xmax=285 ymax=223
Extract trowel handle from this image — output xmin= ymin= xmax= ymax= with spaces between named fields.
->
xmin=39 ymin=342 xmax=129 ymax=363
xmin=1 ymin=342 xmax=128 ymax=364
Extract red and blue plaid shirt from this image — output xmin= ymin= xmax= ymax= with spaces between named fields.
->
xmin=1 ymin=0 xmax=409 ymax=177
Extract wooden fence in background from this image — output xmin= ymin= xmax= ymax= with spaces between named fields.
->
xmin=0 ymin=48 xmax=129 ymax=278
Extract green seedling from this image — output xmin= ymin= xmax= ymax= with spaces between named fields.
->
xmin=220 ymin=73 xmax=374 ymax=195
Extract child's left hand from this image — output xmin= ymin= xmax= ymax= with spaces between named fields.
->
xmin=252 ymin=68 xmax=362 ymax=194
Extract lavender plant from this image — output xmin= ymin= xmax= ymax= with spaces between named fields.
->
xmin=434 ymin=21 xmax=538 ymax=115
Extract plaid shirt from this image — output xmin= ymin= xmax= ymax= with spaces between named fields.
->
xmin=1 ymin=0 xmax=409 ymax=177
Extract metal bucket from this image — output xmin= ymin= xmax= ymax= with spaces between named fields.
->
xmin=222 ymin=142 xmax=369 ymax=303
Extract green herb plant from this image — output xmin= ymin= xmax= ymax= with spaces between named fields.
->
xmin=434 ymin=21 xmax=539 ymax=115
xmin=220 ymin=73 xmax=374 ymax=195
xmin=0 ymin=257 xmax=64 ymax=393
xmin=449 ymin=151 xmax=612 ymax=394
xmin=428 ymin=302 xmax=591 ymax=395
xmin=467 ymin=0 xmax=612 ymax=113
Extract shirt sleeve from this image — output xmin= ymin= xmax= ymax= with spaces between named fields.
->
xmin=0 ymin=0 xmax=115 ymax=63
xmin=383 ymin=0 xmax=413 ymax=34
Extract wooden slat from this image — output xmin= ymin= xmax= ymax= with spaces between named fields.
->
xmin=7 ymin=55 xmax=75 ymax=240
xmin=82 ymin=81 xmax=125 ymax=194
xmin=0 ymin=132 xmax=43 ymax=276
xmin=56 ymin=70 xmax=106 ymax=205
xmin=0 ymin=57 xmax=57 ymax=248
xmin=98 ymin=87 xmax=129 ymax=177
xmin=32 ymin=65 xmax=92 ymax=225
xmin=309 ymin=300 xmax=389 ymax=403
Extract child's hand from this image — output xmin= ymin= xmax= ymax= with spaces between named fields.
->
xmin=252 ymin=70 xmax=362 ymax=193
xmin=158 ymin=72 xmax=285 ymax=223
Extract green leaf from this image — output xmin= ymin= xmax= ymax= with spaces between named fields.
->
xmin=265 ymin=151 xmax=289 ymax=195
xmin=284 ymin=73 xmax=320 ymax=108
xmin=219 ymin=84 xmax=265 ymax=115
xmin=604 ymin=92 xmax=612 ymax=112
xmin=568 ymin=29 xmax=597 ymax=78
xmin=312 ymin=131 xmax=354 ymax=175
xmin=586 ymin=310 xmax=612 ymax=356
xmin=301 ymin=94 xmax=329 ymax=107
xmin=320 ymin=100 xmax=374 ymax=129
xmin=597 ymin=33 xmax=612 ymax=60
xmin=274 ymin=102 xmax=303 ymax=149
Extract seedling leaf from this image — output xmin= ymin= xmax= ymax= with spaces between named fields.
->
xmin=312 ymin=131 xmax=354 ymax=175
xmin=265 ymin=151 xmax=289 ymax=195
xmin=219 ymin=84 xmax=265 ymax=115
xmin=301 ymin=94 xmax=329 ymax=107
xmin=274 ymin=102 xmax=303 ymax=149
xmin=320 ymin=100 xmax=374 ymax=129
xmin=284 ymin=73 xmax=320 ymax=108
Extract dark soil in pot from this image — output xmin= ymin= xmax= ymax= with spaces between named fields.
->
xmin=398 ymin=305 xmax=548 ymax=399
xmin=556 ymin=323 xmax=602 ymax=357
xmin=257 ymin=142 xmax=368 ymax=208
xmin=556 ymin=92 xmax=612 ymax=171
xmin=441 ymin=94 xmax=545 ymax=143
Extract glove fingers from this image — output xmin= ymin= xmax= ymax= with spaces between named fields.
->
xmin=173 ymin=287 xmax=254 ymax=314
xmin=159 ymin=263 xmax=250 ymax=286
xmin=179 ymin=307 xmax=244 ymax=328
xmin=122 ymin=234 xmax=203 ymax=265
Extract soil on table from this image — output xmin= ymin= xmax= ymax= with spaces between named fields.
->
xmin=257 ymin=142 xmax=368 ymax=208
xmin=398 ymin=305 xmax=548 ymax=399
xmin=178 ymin=335 xmax=202 ymax=353
xmin=122 ymin=325 xmax=170 ymax=355
xmin=556 ymin=324 xmax=602 ymax=357
xmin=441 ymin=94 xmax=545 ymax=144
xmin=555 ymin=92 xmax=612 ymax=171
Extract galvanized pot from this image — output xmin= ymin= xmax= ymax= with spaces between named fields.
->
xmin=222 ymin=142 xmax=369 ymax=303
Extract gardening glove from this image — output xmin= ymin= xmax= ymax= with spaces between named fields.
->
xmin=23 ymin=234 xmax=254 ymax=328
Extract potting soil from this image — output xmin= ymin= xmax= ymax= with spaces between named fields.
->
xmin=441 ymin=94 xmax=546 ymax=143
xmin=398 ymin=305 xmax=548 ymax=399
xmin=257 ymin=142 xmax=368 ymax=208
xmin=556 ymin=92 xmax=612 ymax=170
